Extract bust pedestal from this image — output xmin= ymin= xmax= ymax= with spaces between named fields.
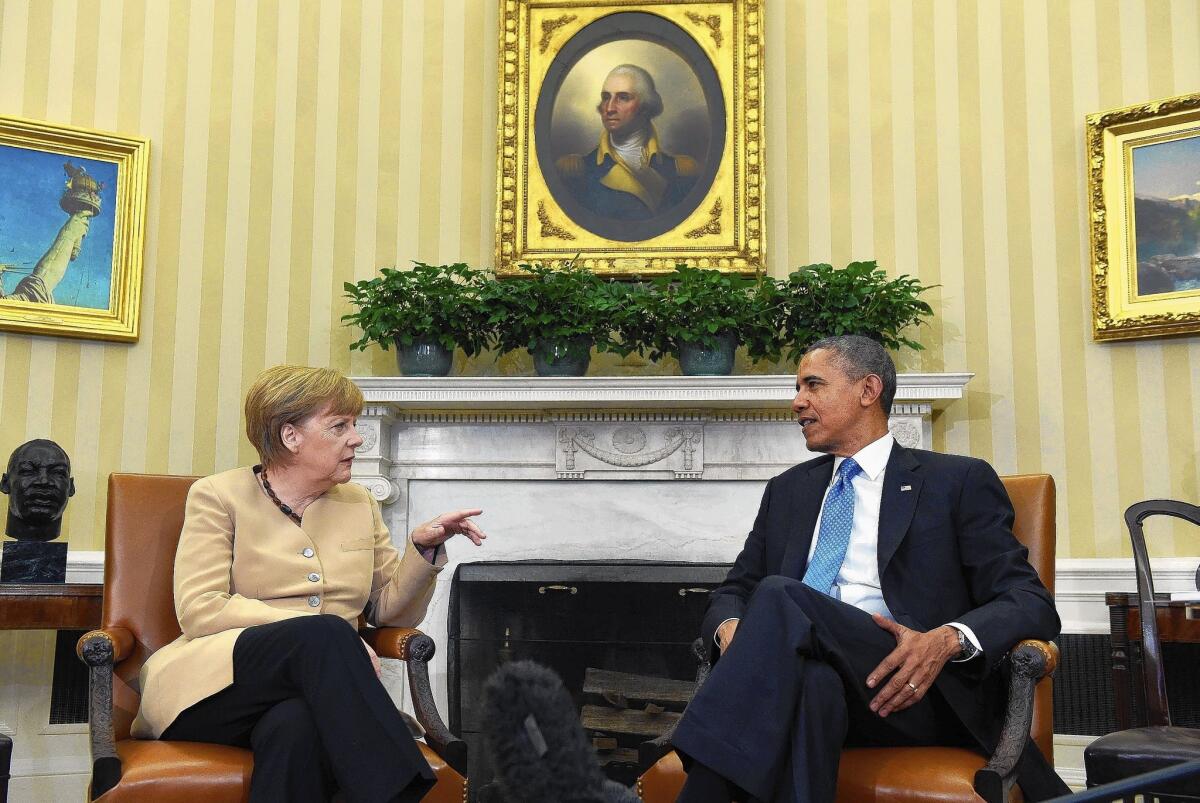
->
xmin=1 ymin=541 xmax=68 ymax=583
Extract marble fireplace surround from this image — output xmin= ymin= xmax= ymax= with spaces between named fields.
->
xmin=350 ymin=373 xmax=972 ymax=712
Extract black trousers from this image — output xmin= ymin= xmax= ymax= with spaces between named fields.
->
xmin=161 ymin=615 xmax=436 ymax=803
xmin=672 ymin=576 xmax=974 ymax=803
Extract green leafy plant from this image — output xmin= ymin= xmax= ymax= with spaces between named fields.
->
xmin=341 ymin=262 xmax=492 ymax=356
xmin=620 ymin=265 xmax=780 ymax=362
xmin=479 ymin=262 xmax=628 ymax=355
xmin=776 ymin=261 xmax=934 ymax=361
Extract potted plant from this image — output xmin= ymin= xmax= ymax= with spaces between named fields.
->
xmin=480 ymin=262 xmax=626 ymax=376
xmin=342 ymin=262 xmax=492 ymax=376
xmin=622 ymin=265 xmax=778 ymax=375
xmin=775 ymin=261 xmax=933 ymax=361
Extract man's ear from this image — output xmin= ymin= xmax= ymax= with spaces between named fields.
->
xmin=860 ymin=374 xmax=884 ymax=408
xmin=0 ymin=473 xmax=8 ymax=494
xmin=68 ymin=478 xmax=76 ymax=498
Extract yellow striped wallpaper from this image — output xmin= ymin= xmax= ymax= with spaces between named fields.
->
xmin=0 ymin=0 xmax=1196 ymax=558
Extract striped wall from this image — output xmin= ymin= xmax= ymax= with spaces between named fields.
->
xmin=0 ymin=0 xmax=1197 ymax=558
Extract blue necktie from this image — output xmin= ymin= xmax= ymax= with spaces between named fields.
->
xmin=802 ymin=458 xmax=862 ymax=595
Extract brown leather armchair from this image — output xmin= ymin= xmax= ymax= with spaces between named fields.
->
xmin=636 ymin=474 xmax=1061 ymax=803
xmin=75 ymin=473 xmax=468 ymax=802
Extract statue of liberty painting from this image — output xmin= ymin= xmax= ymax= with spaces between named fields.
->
xmin=0 ymin=150 xmax=116 ymax=310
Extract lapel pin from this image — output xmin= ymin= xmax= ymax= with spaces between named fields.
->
xmin=900 ymin=485 xmax=912 ymax=492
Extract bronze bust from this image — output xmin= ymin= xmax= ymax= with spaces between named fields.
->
xmin=1 ymin=439 xmax=75 ymax=542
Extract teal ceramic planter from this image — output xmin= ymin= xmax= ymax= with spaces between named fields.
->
xmin=678 ymin=331 xmax=737 ymax=375
xmin=532 ymin=336 xmax=592 ymax=376
xmin=395 ymin=336 xmax=453 ymax=376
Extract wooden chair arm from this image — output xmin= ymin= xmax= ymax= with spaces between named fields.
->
xmin=973 ymin=639 xmax=1058 ymax=803
xmin=76 ymin=627 xmax=135 ymax=665
xmin=1014 ymin=638 xmax=1058 ymax=677
xmin=359 ymin=626 xmax=468 ymax=775
xmin=76 ymin=629 xmax=130 ymax=800
xmin=358 ymin=626 xmax=424 ymax=660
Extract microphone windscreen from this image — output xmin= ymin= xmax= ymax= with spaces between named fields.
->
xmin=481 ymin=660 xmax=640 ymax=803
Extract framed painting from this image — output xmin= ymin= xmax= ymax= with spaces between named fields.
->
xmin=1088 ymin=91 xmax=1200 ymax=341
xmin=495 ymin=0 xmax=764 ymax=276
xmin=0 ymin=115 xmax=149 ymax=342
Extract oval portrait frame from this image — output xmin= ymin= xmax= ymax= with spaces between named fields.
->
xmin=534 ymin=11 xmax=726 ymax=243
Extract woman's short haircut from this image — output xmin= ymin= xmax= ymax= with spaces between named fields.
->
xmin=244 ymin=365 xmax=363 ymax=469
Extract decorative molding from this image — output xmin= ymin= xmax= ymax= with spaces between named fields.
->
xmin=536 ymin=200 xmax=575 ymax=240
xmin=353 ymin=373 xmax=973 ymax=410
xmin=557 ymin=425 xmax=702 ymax=477
xmin=890 ymin=403 xmax=932 ymax=416
xmin=684 ymin=197 xmax=723 ymax=238
xmin=1055 ymin=557 xmax=1199 ymax=634
xmin=684 ymin=11 xmax=724 ymax=47
xmin=355 ymin=422 xmax=379 ymax=453
xmin=536 ymin=13 xmax=576 ymax=53
xmin=66 ymin=550 xmax=104 ymax=584
xmin=353 ymin=475 xmax=400 ymax=505
xmin=888 ymin=419 xmax=922 ymax=449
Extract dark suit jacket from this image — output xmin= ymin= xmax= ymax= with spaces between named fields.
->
xmin=702 ymin=443 xmax=1060 ymax=761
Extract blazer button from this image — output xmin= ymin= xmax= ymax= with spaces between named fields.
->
xmin=302 ymin=548 xmax=315 ymax=558
xmin=308 ymin=572 xmax=321 ymax=582
xmin=307 ymin=595 xmax=320 ymax=607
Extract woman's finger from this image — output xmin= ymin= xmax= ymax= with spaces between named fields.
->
xmin=441 ymin=508 xmax=484 ymax=523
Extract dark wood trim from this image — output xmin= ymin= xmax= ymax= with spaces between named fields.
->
xmin=0 ymin=583 xmax=102 ymax=630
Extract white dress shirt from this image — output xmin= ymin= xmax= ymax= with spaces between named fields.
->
xmin=718 ymin=431 xmax=981 ymax=659
xmin=808 ymin=431 xmax=895 ymax=617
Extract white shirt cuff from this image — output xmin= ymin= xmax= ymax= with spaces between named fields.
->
xmin=946 ymin=622 xmax=982 ymax=661
xmin=714 ymin=617 xmax=739 ymax=650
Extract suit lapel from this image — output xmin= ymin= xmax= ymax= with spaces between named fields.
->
xmin=781 ymin=456 xmax=835 ymax=579
xmin=877 ymin=444 xmax=923 ymax=576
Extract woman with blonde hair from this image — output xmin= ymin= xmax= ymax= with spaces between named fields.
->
xmin=132 ymin=365 xmax=486 ymax=802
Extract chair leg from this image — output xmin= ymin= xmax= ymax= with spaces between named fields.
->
xmin=1 ymin=731 xmax=11 ymax=803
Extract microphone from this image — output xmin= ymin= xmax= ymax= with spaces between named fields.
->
xmin=481 ymin=660 xmax=640 ymax=803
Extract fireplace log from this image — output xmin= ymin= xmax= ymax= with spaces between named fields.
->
xmin=580 ymin=704 xmax=682 ymax=737
xmin=583 ymin=668 xmax=696 ymax=705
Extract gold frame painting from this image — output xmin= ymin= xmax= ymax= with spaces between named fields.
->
xmin=495 ymin=0 xmax=764 ymax=276
xmin=0 ymin=114 xmax=149 ymax=342
xmin=1088 ymin=92 xmax=1200 ymax=341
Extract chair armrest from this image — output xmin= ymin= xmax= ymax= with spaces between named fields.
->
xmin=638 ymin=637 xmax=714 ymax=768
xmin=359 ymin=626 xmax=423 ymax=660
xmin=973 ymin=639 xmax=1058 ymax=803
xmin=77 ymin=627 xmax=135 ymax=665
xmin=77 ymin=629 xmax=133 ymax=800
xmin=359 ymin=626 xmax=468 ymax=775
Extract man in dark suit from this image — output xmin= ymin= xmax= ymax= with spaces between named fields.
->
xmin=671 ymin=335 xmax=1067 ymax=802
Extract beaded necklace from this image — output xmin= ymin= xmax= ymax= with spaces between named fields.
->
xmin=253 ymin=464 xmax=302 ymax=526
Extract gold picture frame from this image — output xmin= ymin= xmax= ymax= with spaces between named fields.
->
xmin=1087 ymin=92 xmax=1200 ymax=341
xmin=0 ymin=114 xmax=149 ymax=342
xmin=495 ymin=0 xmax=764 ymax=276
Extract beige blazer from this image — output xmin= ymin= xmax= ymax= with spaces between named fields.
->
xmin=131 ymin=467 xmax=443 ymax=739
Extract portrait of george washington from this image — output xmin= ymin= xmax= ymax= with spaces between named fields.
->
xmin=535 ymin=12 xmax=725 ymax=242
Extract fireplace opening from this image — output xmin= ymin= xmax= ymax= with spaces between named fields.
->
xmin=447 ymin=560 xmax=731 ymax=796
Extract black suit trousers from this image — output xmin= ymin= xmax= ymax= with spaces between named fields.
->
xmin=161 ymin=615 xmax=436 ymax=803
xmin=672 ymin=576 xmax=973 ymax=803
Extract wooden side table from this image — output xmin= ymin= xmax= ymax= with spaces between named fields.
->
xmin=0 ymin=583 xmax=102 ymax=630
xmin=1106 ymin=591 xmax=1200 ymax=729
xmin=0 ymin=583 xmax=101 ymax=803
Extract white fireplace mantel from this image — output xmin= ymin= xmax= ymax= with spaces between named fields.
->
xmin=352 ymin=372 xmax=972 ymax=409
xmin=351 ymin=373 xmax=972 ymax=509
xmin=349 ymin=373 xmax=971 ymax=711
